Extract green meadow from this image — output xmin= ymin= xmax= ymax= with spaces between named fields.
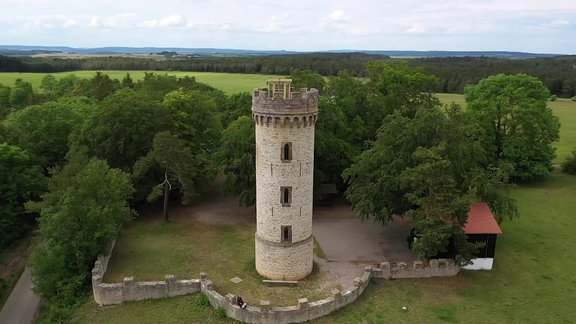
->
xmin=0 ymin=71 xmax=281 ymax=95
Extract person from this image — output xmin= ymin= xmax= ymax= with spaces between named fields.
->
xmin=407 ymin=228 xmax=416 ymax=250
xmin=237 ymin=295 xmax=247 ymax=309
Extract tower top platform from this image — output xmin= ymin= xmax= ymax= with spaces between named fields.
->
xmin=252 ymin=79 xmax=319 ymax=115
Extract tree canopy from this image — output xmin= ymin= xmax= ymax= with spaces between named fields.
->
xmin=28 ymin=155 xmax=134 ymax=319
xmin=217 ymin=115 xmax=256 ymax=206
xmin=344 ymin=103 xmax=517 ymax=261
xmin=2 ymin=96 xmax=97 ymax=169
xmin=465 ymin=73 xmax=560 ymax=181
xmin=0 ymin=144 xmax=46 ymax=249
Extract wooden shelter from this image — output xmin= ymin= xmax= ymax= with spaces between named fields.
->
xmin=462 ymin=202 xmax=503 ymax=270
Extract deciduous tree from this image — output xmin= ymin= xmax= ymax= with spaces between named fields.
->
xmin=2 ymin=97 xmax=96 ymax=169
xmin=27 ymin=154 xmax=134 ymax=318
xmin=133 ymin=132 xmax=198 ymax=221
xmin=465 ymin=73 xmax=560 ymax=181
xmin=344 ymin=103 xmax=517 ymax=261
xmin=0 ymin=144 xmax=46 ymax=250
xmin=217 ymin=116 xmax=256 ymax=206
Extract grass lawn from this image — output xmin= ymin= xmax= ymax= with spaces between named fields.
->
xmin=437 ymin=93 xmax=576 ymax=163
xmin=0 ymin=71 xmax=282 ymax=95
xmin=101 ymin=209 xmax=336 ymax=308
xmin=73 ymin=172 xmax=576 ymax=323
xmin=316 ymin=171 xmax=576 ymax=323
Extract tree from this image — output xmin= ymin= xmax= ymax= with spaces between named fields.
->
xmin=0 ymin=144 xmax=46 ymax=250
xmin=27 ymin=155 xmax=134 ymax=319
xmin=2 ymin=97 xmax=97 ymax=169
xmin=290 ymin=69 xmax=326 ymax=92
xmin=74 ymin=88 xmax=172 ymax=172
xmin=85 ymin=71 xmax=119 ymax=101
xmin=133 ymin=132 xmax=198 ymax=221
xmin=8 ymin=79 xmax=34 ymax=108
xmin=162 ymin=88 xmax=222 ymax=151
xmin=161 ymin=88 xmax=222 ymax=188
xmin=0 ymin=83 xmax=11 ymax=119
xmin=217 ymin=116 xmax=256 ymax=206
xmin=344 ymin=103 xmax=517 ymax=262
xmin=465 ymin=74 xmax=560 ymax=181
xmin=222 ymin=92 xmax=252 ymax=127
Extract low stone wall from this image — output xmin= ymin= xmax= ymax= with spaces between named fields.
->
xmin=91 ymin=240 xmax=200 ymax=306
xmin=92 ymin=240 xmax=459 ymax=322
xmin=202 ymin=267 xmax=372 ymax=324
xmin=372 ymin=259 xmax=460 ymax=280
xmin=92 ymin=274 xmax=201 ymax=306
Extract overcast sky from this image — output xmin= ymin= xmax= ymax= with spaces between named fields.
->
xmin=2 ymin=0 xmax=575 ymax=54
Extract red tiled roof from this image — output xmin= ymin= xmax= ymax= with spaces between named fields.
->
xmin=464 ymin=202 xmax=503 ymax=234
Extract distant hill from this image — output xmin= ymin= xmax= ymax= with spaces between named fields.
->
xmin=0 ymin=45 xmax=561 ymax=59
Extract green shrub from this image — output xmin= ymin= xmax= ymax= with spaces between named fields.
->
xmin=550 ymin=95 xmax=557 ymax=102
xmin=197 ymin=292 xmax=210 ymax=306
xmin=562 ymin=149 xmax=576 ymax=175
xmin=216 ymin=307 xmax=227 ymax=319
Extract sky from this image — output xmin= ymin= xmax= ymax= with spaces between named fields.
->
xmin=1 ymin=0 xmax=575 ymax=54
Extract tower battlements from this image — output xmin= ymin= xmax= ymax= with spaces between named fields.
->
xmin=252 ymin=79 xmax=319 ymax=115
xmin=252 ymin=79 xmax=319 ymax=128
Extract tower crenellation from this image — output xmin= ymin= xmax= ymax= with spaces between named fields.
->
xmin=253 ymin=79 xmax=319 ymax=280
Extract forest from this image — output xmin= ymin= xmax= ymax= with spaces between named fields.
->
xmin=0 ymin=60 xmax=574 ymax=321
xmin=1 ymin=52 xmax=576 ymax=97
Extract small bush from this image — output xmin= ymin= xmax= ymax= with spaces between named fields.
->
xmin=550 ymin=95 xmax=557 ymax=102
xmin=562 ymin=149 xmax=576 ymax=175
xmin=197 ymin=292 xmax=210 ymax=306
xmin=216 ymin=307 xmax=227 ymax=319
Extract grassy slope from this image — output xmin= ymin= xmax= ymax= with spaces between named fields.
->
xmin=0 ymin=71 xmax=281 ymax=95
xmin=437 ymin=93 xmax=576 ymax=163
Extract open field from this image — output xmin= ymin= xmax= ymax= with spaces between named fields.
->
xmin=438 ymin=93 xmax=576 ymax=163
xmin=70 ymin=171 xmax=576 ymax=323
xmin=0 ymin=71 xmax=282 ymax=95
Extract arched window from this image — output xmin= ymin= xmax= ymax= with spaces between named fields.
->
xmin=281 ymin=225 xmax=292 ymax=243
xmin=280 ymin=186 xmax=292 ymax=206
xmin=281 ymin=142 xmax=292 ymax=162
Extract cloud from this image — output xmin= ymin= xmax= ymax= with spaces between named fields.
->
xmin=328 ymin=10 xmax=349 ymax=22
xmin=0 ymin=0 xmax=575 ymax=53
xmin=159 ymin=15 xmax=185 ymax=27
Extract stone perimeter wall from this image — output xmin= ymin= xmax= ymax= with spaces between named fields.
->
xmin=92 ymin=242 xmax=459 ymax=323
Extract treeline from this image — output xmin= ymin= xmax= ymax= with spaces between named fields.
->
xmin=411 ymin=56 xmax=576 ymax=97
xmin=2 ymin=53 xmax=576 ymax=97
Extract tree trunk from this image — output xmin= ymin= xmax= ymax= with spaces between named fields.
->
xmin=163 ymin=179 xmax=170 ymax=222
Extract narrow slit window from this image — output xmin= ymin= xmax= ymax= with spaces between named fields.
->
xmin=281 ymin=186 xmax=292 ymax=207
xmin=281 ymin=225 xmax=292 ymax=243
xmin=281 ymin=142 xmax=292 ymax=162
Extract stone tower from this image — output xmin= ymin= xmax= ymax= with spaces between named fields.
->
xmin=252 ymin=79 xmax=319 ymax=280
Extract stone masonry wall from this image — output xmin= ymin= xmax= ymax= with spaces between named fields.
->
xmin=254 ymin=236 xmax=313 ymax=280
xmin=91 ymin=240 xmax=200 ymax=306
xmin=92 ymin=241 xmax=459 ymax=322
